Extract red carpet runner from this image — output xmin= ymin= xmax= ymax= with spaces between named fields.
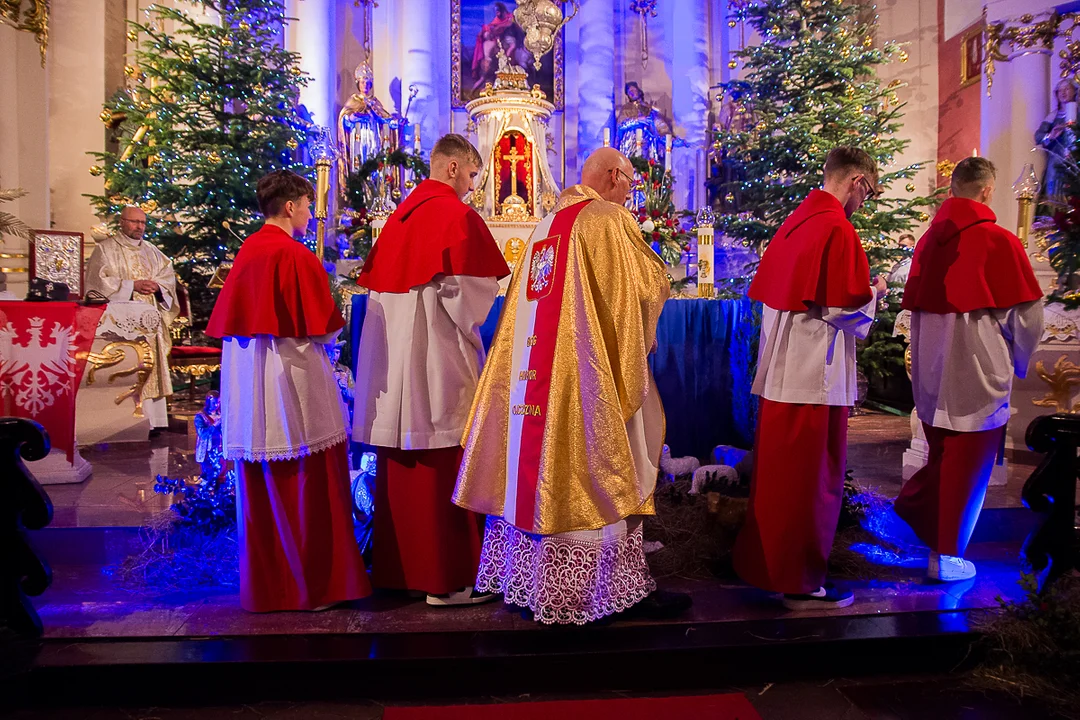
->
xmin=382 ymin=694 xmax=762 ymax=719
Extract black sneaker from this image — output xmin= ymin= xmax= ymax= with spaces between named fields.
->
xmin=622 ymin=590 xmax=693 ymax=620
xmin=782 ymin=582 xmax=854 ymax=611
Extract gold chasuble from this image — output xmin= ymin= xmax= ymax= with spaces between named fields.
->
xmin=453 ymin=185 xmax=669 ymax=536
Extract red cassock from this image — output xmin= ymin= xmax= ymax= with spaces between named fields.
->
xmin=207 ymin=224 xmax=371 ymax=611
xmin=896 ymin=198 xmax=1042 ymax=557
xmin=735 ymin=190 xmax=872 ymax=594
xmin=357 ymin=179 xmax=508 ymax=595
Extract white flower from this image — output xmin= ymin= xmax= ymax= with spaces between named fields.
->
xmin=640 ymin=219 xmax=655 ymax=233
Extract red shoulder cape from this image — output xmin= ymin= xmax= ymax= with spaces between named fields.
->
xmin=902 ymin=198 xmax=1043 ymax=314
xmin=356 ymin=179 xmax=510 ymax=293
xmin=206 ymin=224 xmax=344 ymax=339
xmin=748 ymin=189 xmax=873 ymax=311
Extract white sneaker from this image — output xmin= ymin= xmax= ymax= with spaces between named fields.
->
xmin=425 ymin=586 xmax=499 ymax=607
xmin=928 ymin=552 xmax=976 ymax=582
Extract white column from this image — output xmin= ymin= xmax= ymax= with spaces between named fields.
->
xmin=0 ymin=24 xmax=48 ymax=297
xmin=981 ymin=50 xmax=1050 ymax=234
xmin=576 ymin=0 xmax=616 ymax=163
xmin=400 ymin=0 xmax=450 ymax=148
xmin=671 ymin=0 xmax=710 ymax=211
xmin=48 ymin=0 xmax=107 ymax=236
xmin=285 ymin=0 xmax=335 ymax=130
xmin=0 ymin=25 xmax=49 ymax=229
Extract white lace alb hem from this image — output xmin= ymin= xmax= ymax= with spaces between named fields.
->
xmin=225 ymin=431 xmax=348 ymax=463
xmin=474 ymin=517 xmax=656 ymax=625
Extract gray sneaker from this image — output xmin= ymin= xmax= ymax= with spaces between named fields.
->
xmin=928 ymin=552 xmax=976 ymax=582
xmin=426 ymin=586 xmax=500 ymax=607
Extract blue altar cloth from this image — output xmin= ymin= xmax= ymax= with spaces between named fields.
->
xmin=350 ymin=294 xmax=757 ymax=460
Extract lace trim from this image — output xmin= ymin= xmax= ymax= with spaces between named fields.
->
xmin=475 ymin=517 xmax=656 ymax=625
xmin=225 ymin=430 xmax=348 ymax=463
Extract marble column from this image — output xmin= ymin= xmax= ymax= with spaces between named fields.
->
xmin=671 ymin=0 xmax=710 ymax=211
xmin=399 ymin=0 xmax=450 ymax=151
xmin=0 ymin=25 xmax=48 ymax=297
xmin=285 ymin=0 xmax=336 ymax=131
xmin=981 ymin=49 xmax=1050 ymax=235
xmin=48 ymin=0 xmax=107 ymax=237
xmin=576 ymin=0 xmax=617 ymax=168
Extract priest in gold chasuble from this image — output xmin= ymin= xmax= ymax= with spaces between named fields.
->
xmin=86 ymin=206 xmax=179 ymax=429
xmin=453 ymin=148 xmax=691 ymax=625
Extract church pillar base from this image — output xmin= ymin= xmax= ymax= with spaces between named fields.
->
xmin=26 ymin=448 xmax=92 ymax=486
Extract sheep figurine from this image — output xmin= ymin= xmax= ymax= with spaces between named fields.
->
xmin=690 ymin=464 xmax=739 ymax=495
xmin=659 ymin=444 xmax=700 ymax=481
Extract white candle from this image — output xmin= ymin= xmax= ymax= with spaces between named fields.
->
xmin=664 ymin=135 xmax=672 ymax=172
xmin=414 ymin=126 xmax=421 ymax=153
xmin=603 ymin=128 xmax=611 ymax=147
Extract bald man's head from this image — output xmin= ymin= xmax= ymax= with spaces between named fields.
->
xmin=581 ymin=147 xmax=634 ymax=204
xmin=119 ymin=205 xmax=148 ymax=241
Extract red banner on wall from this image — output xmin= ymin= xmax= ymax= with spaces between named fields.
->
xmin=0 ymin=301 xmax=105 ymax=461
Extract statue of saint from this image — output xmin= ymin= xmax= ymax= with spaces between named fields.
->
xmin=615 ymin=81 xmax=672 ymax=164
xmin=1036 ymin=79 xmax=1078 ymax=206
xmin=338 ymin=61 xmax=396 ymax=194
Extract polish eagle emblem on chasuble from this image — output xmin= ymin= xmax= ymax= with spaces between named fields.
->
xmin=527 ymin=235 xmax=558 ymax=301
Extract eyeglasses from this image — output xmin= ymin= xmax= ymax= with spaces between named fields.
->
xmin=613 ymin=167 xmax=635 ymax=185
xmin=857 ymin=176 xmax=881 ymax=200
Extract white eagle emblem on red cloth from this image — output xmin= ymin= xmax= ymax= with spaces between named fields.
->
xmin=0 ymin=317 xmax=80 ymax=415
xmin=528 ymin=245 xmax=555 ymax=297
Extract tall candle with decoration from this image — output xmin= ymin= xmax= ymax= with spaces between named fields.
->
xmin=696 ymin=206 xmax=716 ymax=298
xmin=603 ymin=128 xmax=611 ymax=147
xmin=664 ymin=135 xmax=672 ymax=173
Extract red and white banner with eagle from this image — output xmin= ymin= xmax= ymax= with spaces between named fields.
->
xmin=0 ymin=302 xmax=105 ymax=461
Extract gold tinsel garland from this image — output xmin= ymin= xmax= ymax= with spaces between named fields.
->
xmin=0 ymin=0 xmax=49 ymax=66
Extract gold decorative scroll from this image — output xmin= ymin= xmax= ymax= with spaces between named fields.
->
xmin=86 ymin=340 xmax=154 ymax=417
xmin=171 ymin=363 xmax=221 ymax=379
xmin=984 ymin=11 xmax=1080 ymax=96
xmin=1032 ymin=354 xmax=1080 ymax=413
xmin=0 ymin=0 xmax=49 ymax=66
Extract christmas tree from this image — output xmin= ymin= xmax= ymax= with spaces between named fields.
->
xmin=88 ymin=0 xmax=310 ymax=329
xmin=714 ymin=0 xmax=938 ymax=276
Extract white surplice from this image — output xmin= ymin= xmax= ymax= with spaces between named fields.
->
xmin=910 ymin=300 xmax=1044 ymax=432
xmin=752 ymin=292 xmax=878 ymax=407
xmin=352 ymin=274 xmax=500 ymax=450
xmin=219 ymin=332 xmax=349 ymax=462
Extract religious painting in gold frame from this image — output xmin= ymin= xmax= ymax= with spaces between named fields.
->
xmin=451 ymin=0 xmax=565 ymax=109
xmin=960 ymin=26 xmax=984 ymax=89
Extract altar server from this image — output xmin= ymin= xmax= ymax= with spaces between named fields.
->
xmin=734 ymin=146 xmax=887 ymax=610
xmin=897 ymin=156 xmax=1043 ymax=581
xmin=353 ymin=134 xmax=509 ymax=605
xmin=453 ymin=147 xmax=691 ymax=625
xmin=207 ymin=170 xmax=370 ymax=612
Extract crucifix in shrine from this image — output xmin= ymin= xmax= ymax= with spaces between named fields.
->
xmin=499 ymin=141 xmax=530 ymax=219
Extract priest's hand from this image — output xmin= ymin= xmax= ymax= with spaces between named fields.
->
xmin=872 ymin=275 xmax=888 ymax=299
xmin=134 ymin=279 xmax=160 ymax=295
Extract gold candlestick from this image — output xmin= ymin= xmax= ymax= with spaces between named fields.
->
xmin=314 ymin=156 xmax=332 ymax=260
xmin=1012 ymin=163 xmax=1040 ymax=248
